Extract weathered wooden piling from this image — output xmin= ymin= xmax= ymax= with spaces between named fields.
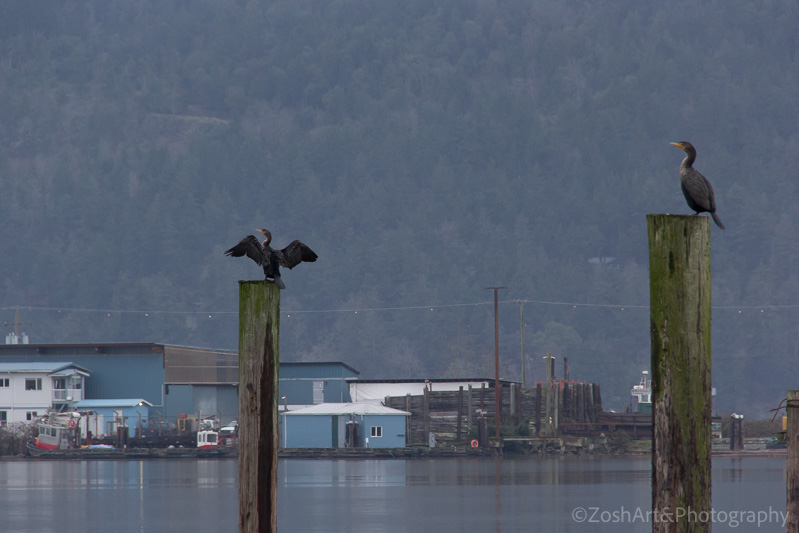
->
xmin=456 ymin=386 xmax=464 ymax=441
xmin=423 ymin=386 xmax=431 ymax=441
xmin=535 ymin=383 xmax=542 ymax=436
xmin=467 ymin=385 xmax=473 ymax=431
xmin=648 ymin=214 xmax=712 ymax=533
xmin=786 ymin=390 xmax=799 ymax=530
xmin=729 ymin=414 xmax=744 ymax=451
xmin=238 ymin=281 xmax=280 ymax=533
xmin=404 ymin=393 xmax=412 ymax=445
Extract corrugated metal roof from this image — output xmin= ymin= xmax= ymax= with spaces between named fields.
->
xmin=0 ymin=362 xmax=91 ymax=374
xmin=0 ymin=342 xmax=235 ymax=353
xmin=51 ymin=368 xmax=90 ymax=376
xmin=354 ymin=377 xmax=518 ymax=384
xmin=350 ymin=380 xmax=493 ymax=403
xmin=75 ymin=399 xmax=153 ymax=408
xmin=280 ymin=361 xmax=360 ymax=378
xmin=283 ymin=402 xmax=409 ymax=416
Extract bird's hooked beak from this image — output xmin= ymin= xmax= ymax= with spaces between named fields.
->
xmin=670 ymin=142 xmax=683 ymax=149
xmin=256 ymin=229 xmax=267 ymax=235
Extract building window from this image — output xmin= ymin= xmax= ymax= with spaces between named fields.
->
xmin=0 ymin=378 xmax=9 ymax=388
xmin=25 ymin=378 xmax=42 ymax=391
xmin=0 ymin=411 xmax=6 ymax=425
xmin=26 ymin=411 xmax=38 ymax=421
xmin=53 ymin=378 xmax=66 ymax=390
xmin=371 ymin=426 xmax=382 ymax=438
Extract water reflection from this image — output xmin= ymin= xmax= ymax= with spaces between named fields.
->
xmin=0 ymin=459 xmax=238 ymax=533
xmin=278 ymin=456 xmax=787 ymax=533
xmin=0 ymin=456 xmax=787 ymax=533
xmin=280 ymin=455 xmax=652 ymax=487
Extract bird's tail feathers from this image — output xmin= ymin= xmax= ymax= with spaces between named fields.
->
xmin=711 ymin=212 xmax=725 ymax=230
xmin=273 ymin=276 xmax=286 ymax=290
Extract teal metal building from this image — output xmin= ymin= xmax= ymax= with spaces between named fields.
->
xmin=0 ymin=344 xmax=365 ymax=429
xmin=278 ymin=362 xmax=359 ymax=405
xmin=75 ymin=398 xmax=153 ymax=438
xmin=0 ymin=343 xmax=238 ymax=424
xmin=280 ymin=403 xmax=409 ymax=448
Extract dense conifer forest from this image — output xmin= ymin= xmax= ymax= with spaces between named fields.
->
xmin=2 ymin=0 xmax=799 ymax=414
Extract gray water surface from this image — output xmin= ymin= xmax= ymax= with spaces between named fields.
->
xmin=0 ymin=456 xmax=786 ymax=532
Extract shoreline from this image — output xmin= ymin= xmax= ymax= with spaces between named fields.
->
xmin=1 ymin=444 xmax=787 ymax=460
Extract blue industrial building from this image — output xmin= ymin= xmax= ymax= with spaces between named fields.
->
xmin=0 ymin=344 xmax=166 ymax=404
xmin=278 ymin=362 xmax=359 ymax=405
xmin=281 ymin=403 xmax=409 ymax=448
xmin=75 ymin=398 xmax=152 ymax=438
xmin=0 ymin=344 xmax=364 ymax=430
xmin=0 ymin=343 xmax=238 ymax=424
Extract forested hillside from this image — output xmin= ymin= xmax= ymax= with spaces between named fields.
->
xmin=2 ymin=0 xmax=799 ymax=415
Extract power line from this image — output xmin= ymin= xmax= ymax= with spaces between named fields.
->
xmin=2 ymin=297 xmax=797 ymax=318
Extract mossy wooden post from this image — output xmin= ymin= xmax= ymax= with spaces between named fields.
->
xmin=238 ymin=281 xmax=280 ymax=533
xmin=648 ymin=214 xmax=711 ymax=533
xmin=786 ymin=390 xmax=799 ymax=530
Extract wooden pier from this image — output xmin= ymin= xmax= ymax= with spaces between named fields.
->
xmin=384 ymin=380 xmax=604 ymax=446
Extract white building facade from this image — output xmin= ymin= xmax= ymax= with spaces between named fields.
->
xmin=0 ymin=363 xmax=90 ymax=425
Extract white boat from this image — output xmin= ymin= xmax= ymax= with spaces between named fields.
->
xmin=630 ymin=371 xmax=652 ymax=414
xmin=196 ymin=429 xmax=219 ymax=450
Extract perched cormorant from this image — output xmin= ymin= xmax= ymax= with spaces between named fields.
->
xmin=224 ymin=229 xmax=317 ymax=289
xmin=670 ymin=141 xmax=725 ymax=229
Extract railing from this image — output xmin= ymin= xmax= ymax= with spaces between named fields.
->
xmin=52 ymin=389 xmax=83 ymax=402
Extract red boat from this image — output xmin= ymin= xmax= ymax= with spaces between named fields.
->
xmin=29 ymin=412 xmax=81 ymax=454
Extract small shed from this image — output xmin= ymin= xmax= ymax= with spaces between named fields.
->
xmin=75 ymin=398 xmax=152 ymax=438
xmin=281 ymin=403 xmax=410 ymax=449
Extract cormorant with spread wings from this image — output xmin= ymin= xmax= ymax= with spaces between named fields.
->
xmin=224 ymin=229 xmax=317 ymax=289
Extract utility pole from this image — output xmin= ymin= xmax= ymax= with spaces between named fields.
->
xmin=4 ymin=307 xmax=31 ymax=337
xmin=486 ymin=286 xmax=506 ymax=440
xmin=514 ymin=300 xmax=526 ymax=388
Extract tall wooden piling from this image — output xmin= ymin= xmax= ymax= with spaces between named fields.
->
xmin=456 ymin=386 xmax=464 ymax=441
xmin=423 ymin=386 xmax=431 ymax=441
xmin=405 ymin=394 xmax=412 ymax=444
xmin=467 ymin=385 xmax=473 ymax=431
xmin=648 ymin=215 xmax=712 ymax=532
xmin=786 ymin=390 xmax=799 ymax=530
xmin=729 ymin=414 xmax=744 ymax=451
xmin=238 ymin=281 xmax=280 ymax=533
xmin=545 ymin=353 xmax=554 ymax=381
xmin=535 ymin=383 xmax=542 ymax=436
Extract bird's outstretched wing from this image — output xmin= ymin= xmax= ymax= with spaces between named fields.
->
xmin=276 ymin=240 xmax=318 ymax=269
xmin=224 ymin=235 xmax=264 ymax=265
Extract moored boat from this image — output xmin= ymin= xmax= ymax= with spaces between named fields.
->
xmin=28 ymin=412 xmax=82 ymax=454
xmin=196 ymin=429 xmax=219 ymax=450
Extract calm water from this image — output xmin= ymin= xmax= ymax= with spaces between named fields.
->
xmin=0 ymin=456 xmax=787 ymax=532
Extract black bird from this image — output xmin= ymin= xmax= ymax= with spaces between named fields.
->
xmin=670 ymin=141 xmax=725 ymax=229
xmin=224 ymin=229 xmax=317 ymax=289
